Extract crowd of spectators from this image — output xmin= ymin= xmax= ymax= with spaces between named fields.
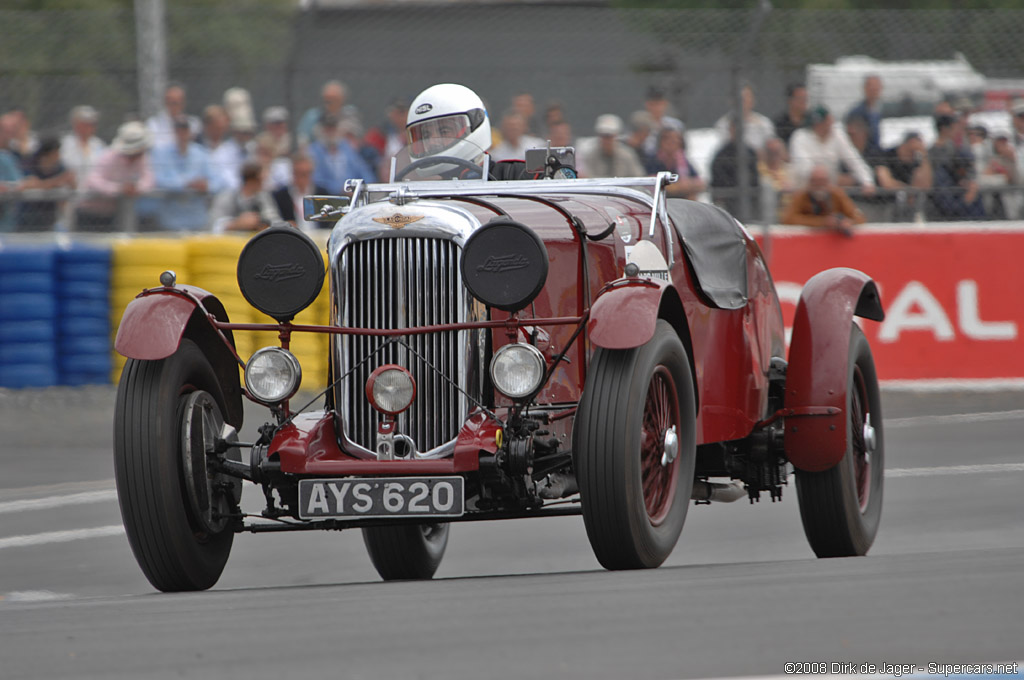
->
xmin=3 ymin=75 xmax=1024 ymax=233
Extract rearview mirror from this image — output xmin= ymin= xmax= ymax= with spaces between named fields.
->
xmin=302 ymin=195 xmax=350 ymax=223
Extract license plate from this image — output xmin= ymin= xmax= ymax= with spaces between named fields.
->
xmin=297 ymin=476 xmax=465 ymax=520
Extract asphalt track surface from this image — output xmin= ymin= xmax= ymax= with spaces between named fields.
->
xmin=1 ymin=386 xmax=1022 ymax=680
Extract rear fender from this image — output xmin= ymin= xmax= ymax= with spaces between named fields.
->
xmin=785 ymin=268 xmax=884 ymax=472
xmin=115 ymin=285 xmax=244 ymax=428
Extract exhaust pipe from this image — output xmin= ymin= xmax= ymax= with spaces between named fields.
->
xmin=691 ymin=480 xmax=747 ymax=503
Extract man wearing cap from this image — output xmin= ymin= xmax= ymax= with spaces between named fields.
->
xmin=789 ymin=105 xmax=875 ymax=197
xmin=60 ymin=106 xmax=106 ymax=192
xmin=258 ymin=107 xmax=292 ymax=159
xmin=81 ymin=121 xmax=155 ymax=229
xmin=577 ymin=114 xmax=645 ymax=179
xmin=151 ymin=115 xmax=215 ymax=231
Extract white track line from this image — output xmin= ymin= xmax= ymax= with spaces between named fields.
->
xmin=0 ymin=591 xmax=75 ymax=603
xmin=0 ymin=490 xmax=117 ymax=515
xmin=0 ymin=462 xmax=1019 ymax=551
xmin=887 ymin=463 xmax=1024 ymax=478
xmin=886 ymin=409 xmax=1024 ymax=429
xmin=882 ymin=379 xmax=1024 ymax=392
xmin=0 ymin=525 xmax=124 ymax=550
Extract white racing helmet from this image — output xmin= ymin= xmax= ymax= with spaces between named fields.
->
xmin=406 ymin=84 xmax=491 ymax=171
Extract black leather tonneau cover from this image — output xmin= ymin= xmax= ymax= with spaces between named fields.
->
xmin=666 ymin=199 xmax=748 ymax=310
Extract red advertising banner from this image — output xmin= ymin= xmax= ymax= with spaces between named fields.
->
xmin=756 ymin=223 xmax=1024 ymax=387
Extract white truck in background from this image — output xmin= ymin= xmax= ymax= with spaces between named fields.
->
xmin=807 ymin=53 xmax=986 ymax=120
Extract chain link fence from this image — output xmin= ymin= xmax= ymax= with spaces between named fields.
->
xmin=2 ymin=3 xmax=1024 ymax=231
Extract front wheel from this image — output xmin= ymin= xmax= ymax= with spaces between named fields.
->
xmin=796 ymin=323 xmax=884 ymax=558
xmin=575 ymin=320 xmax=697 ymax=570
xmin=362 ymin=523 xmax=450 ymax=580
xmin=114 ymin=339 xmax=240 ymax=592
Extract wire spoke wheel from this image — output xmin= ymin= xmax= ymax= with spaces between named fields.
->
xmin=850 ymin=366 xmax=872 ymax=513
xmin=640 ymin=368 xmax=680 ymax=526
xmin=576 ymin=320 xmax=696 ymax=570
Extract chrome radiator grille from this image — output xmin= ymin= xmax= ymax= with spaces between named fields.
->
xmin=339 ymin=237 xmax=467 ymax=454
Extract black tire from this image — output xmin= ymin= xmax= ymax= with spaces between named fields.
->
xmin=796 ymin=323 xmax=884 ymax=558
xmin=362 ymin=523 xmax=450 ymax=581
xmin=114 ymin=339 xmax=236 ymax=592
xmin=575 ymin=320 xmax=696 ymax=570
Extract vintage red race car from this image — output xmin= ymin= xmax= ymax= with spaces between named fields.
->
xmin=113 ymin=150 xmax=885 ymax=592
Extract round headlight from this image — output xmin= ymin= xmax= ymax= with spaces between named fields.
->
xmin=366 ymin=365 xmax=416 ymax=415
xmin=245 ymin=347 xmax=302 ymax=404
xmin=490 ymin=343 xmax=546 ymax=400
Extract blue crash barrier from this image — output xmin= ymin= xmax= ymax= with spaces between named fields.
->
xmin=0 ymin=248 xmax=58 ymax=388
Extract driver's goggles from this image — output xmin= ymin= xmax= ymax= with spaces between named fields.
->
xmin=408 ymin=115 xmax=471 ymax=157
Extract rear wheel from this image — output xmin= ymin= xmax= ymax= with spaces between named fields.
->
xmin=575 ymin=320 xmax=696 ymax=570
xmin=796 ymin=324 xmax=884 ymax=557
xmin=362 ymin=523 xmax=450 ymax=580
xmin=114 ymin=339 xmax=240 ymax=592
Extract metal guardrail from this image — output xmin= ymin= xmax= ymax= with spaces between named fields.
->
xmin=710 ymin=183 xmax=1024 ymax=225
xmin=2 ymin=183 xmax=1024 ymax=235
xmin=0 ymin=188 xmax=214 ymax=234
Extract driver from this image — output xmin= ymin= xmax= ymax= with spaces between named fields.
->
xmin=405 ymin=83 xmax=535 ymax=180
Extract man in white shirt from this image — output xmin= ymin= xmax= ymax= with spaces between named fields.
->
xmin=199 ymin=105 xmax=242 ymax=193
xmin=60 ymin=105 xmax=106 ymax=191
xmin=713 ymin=84 xmax=776 ymax=157
xmin=789 ymin=105 xmax=875 ymax=196
xmin=490 ymin=111 xmax=544 ymax=162
xmin=146 ymin=84 xmax=201 ymax=149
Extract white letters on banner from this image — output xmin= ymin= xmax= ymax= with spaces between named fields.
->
xmin=778 ymin=279 xmax=1017 ymax=345
xmin=878 ymin=281 xmax=955 ymax=342
xmin=868 ymin=280 xmax=1015 ymax=343
xmin=957 ymin=280 xmax=1018 ymax=341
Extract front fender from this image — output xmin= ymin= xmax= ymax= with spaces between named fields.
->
xmin=785 ymin=268 xmax=884 ymax=472
xmin=115 ymin=285 xmax=235 ymax=360
xmin=588 ymin=278 xmax=673 ymax=350
xmin=115 ymin=285 xmax=244 ymax=428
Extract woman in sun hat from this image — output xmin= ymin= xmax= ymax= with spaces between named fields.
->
xmin=79 ymin=121 xmax=156 ymax=229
